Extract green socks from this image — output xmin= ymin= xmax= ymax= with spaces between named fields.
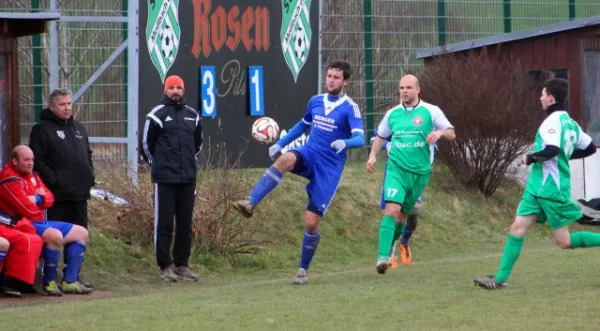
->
xmin=378 ymin=216 xmax=397 ymax=259
xmin=495 ymin=234 xmax=525 ymax=283
xmin=570 ymin=232 xmax=600 ymax=248
xmin=392 ymin=220 xmax=407 ymax=244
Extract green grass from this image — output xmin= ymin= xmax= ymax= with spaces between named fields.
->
xmin=3 ymin=159 xmax=600 ymax=330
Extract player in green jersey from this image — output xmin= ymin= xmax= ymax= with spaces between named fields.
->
xmin=474 ymin=78 xmax=598 ymax=290
xmin=367 ymin=74 xmax=456 ymax=274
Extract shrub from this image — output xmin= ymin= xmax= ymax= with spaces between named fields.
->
xmin=89 ymin=148 xmax=271 ymax=256
xmin=420 ymin=48 xmax=543 ymax=197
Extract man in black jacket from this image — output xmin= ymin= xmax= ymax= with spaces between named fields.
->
xmin=141 ymin=75 xmax=202 ymax=282
xmin=29 ymin=88 xmax=95 ymax=287
xmin=29 ymin=89 xmax=95 ymax=227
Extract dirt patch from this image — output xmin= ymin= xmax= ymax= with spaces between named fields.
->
xmin=0 ymin=290 xmax=113 ymax=308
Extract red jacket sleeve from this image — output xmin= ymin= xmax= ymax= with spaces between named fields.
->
xmin=35 ymin=174 xmax=54 ymax=209
xmin=0 ymin=177 xmax=43 ymax=219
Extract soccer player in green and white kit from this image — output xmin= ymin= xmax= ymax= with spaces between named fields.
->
xmin=474 ymin=78 xmax=598 ymax=290
xmin=367 ymin=74 xmax=456 ymax=274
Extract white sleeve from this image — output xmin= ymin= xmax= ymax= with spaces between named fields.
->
xmin=539 ymin=117 xmax=562 ymax=147
xmin=575 ymin=123 xmax=593 ymax=149
xmin=376 ymin=109 xmax=393 ymax=139
xmin=431 ymin=106 xmax=454 ymax=130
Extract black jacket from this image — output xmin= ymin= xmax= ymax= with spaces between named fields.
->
xmin=29 ymin=108 xmax=95 ymax=201
xmin=141 ymin=95 xmax=203 ymax=184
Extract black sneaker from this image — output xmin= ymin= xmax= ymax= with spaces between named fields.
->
xmin=2 ymin=286 xmax=23 ymax=298
xmin=473 ymin=275 xmax=507 ymax=290
xmin=232 ymin=200 xmax=254 ymax=218
xmin=174 ymin=266 xmax=199 ymax=282
xmin=160 ymin=265 xmax=179 ymax=282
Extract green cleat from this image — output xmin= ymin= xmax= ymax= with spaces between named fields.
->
xmin=44 ymin=281 xmax=63 ymax=297
xmin=61 ymin=281 xmax=94 ymax=295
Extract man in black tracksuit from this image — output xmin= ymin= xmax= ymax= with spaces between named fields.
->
xmin=29 ymin=88 xmax=95 ymax=289
xmin=141 ymin=75 xmax=202 ymax=282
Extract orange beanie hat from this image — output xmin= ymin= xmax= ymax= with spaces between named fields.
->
xmin=164 ymin=75 xmax=185 ymax=93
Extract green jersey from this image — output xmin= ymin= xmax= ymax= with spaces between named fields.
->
xmin=526 ymin=110 xmax=592 ymax=201
xmin=377 ymin=101 xmax=453 ymax=174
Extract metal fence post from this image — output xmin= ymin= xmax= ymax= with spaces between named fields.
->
xmin=31 ymin=0 xmax=43 ymax=122
xmin=49 ymin=0 xmax=59 ymax=90
xmin=438 ymin=0 xmax=446 ymax=45
xmin=363 ymin=0 xmax=374 ymax=139
xmin=503 ymin=0 xmax=512 ymax=33
xmin=127 ymin=0 xmax=139 ymax=184
xmin=569 ymin=0 xmax=576 ymax=20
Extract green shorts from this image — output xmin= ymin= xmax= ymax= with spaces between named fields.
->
xmin=516 ymin=191 xmax=582 ymax=230
xmin=383 ymin=161 xmax=430 ymax=214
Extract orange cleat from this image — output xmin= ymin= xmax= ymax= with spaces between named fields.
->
xmin=400 ymin=243 xmax=412 ymax=265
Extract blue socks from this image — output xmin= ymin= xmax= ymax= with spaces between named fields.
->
xmin=0 ymin=250 xmax=6 ymax=271
xmin=299 ymin=230 xmax=321 ymax=270
xmin=401 ymin=227 xmax=414 ymax=246
xmin=42 ymin=247 xmax=61 ymax=285
xmin=64 ymin=241 xmax=86 ymax=283
xmin=249 ymin=166 xmax=283 ymax=206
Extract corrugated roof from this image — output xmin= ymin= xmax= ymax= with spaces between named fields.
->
xmin=416 ymin=15 xmax=600 ymax=59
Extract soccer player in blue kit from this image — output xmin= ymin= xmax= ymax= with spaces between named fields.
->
xmin=232 ymin=61 xmax=365 ymax=284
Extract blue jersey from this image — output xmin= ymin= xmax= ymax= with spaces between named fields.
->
xmin=302 ymin=94 xmax=364 ymax=165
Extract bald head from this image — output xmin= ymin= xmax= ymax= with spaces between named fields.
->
xmin=399 ymin=74 xmax=421 ymax=106
xmin=400 ymin=74 xmax=420 ymax=88
xmin=11 ymin=145 xmax=34 ymax=175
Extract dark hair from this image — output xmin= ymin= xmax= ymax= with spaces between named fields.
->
xmin=542 ymin=78 xmax=568 ymax=104
xmin=327 ymin=61 xmax=352 ymax=80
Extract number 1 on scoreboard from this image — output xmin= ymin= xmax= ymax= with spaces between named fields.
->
xmin=248 ymin=66 xmax=264 ymax=116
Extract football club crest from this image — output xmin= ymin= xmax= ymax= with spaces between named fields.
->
xmin=56 ymin=130 xmax=65 ymax=139
xmin=280 ymin=0 xmax=312 ymax=82
xmin=413 ymin=116 xmax=423 ymax=126
xmin=146 ymin=0 xmax=181 ymax=82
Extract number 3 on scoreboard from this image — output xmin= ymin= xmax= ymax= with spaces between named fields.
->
xmin=248 ymin=66 xmax=264 ymax=116
xmin=200 ymin=66 xmax=216 ymax=117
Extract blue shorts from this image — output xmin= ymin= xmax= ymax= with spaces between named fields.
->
xmin=290 ymin=146 xmax=343 ymax=217
xmin=380 ymin=166 xmax=423 ymax=210
xmin=32 ymin=220 xmax=74 ymax=238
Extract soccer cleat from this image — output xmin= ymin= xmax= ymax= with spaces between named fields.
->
xmin=2 ymin=286 xmax=23 ymax=298
xmin=61 ymin=281 xmax=94 ymax=295
xmin=161 ymin=265 xmax=179 ymax=282
xmin=232 ymin=200 xmax=254 ymax=218
xmin=292 ymin=268 xmax=308 ymax=285
xmin=376 ymin=258 xmax=390 ymax=274
xmin=174 ymin=266 xmax=200 ymax=282
xmin=400 ymin=243 xmax=412 ymax=266
xmin=389 ymin=242 xmax=399 ymax=269
xmin=473 ymin=275 xmax=507 ymax=290
xmin=44 ymin=281 xmax=64 ymax=297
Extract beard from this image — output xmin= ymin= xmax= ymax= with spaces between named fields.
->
xmin=169 ymin=94 xmax=182 ymax=102
xmin=327 ymin=85 xmax=343 ymax=96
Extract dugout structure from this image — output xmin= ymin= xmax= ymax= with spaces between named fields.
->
xmin=416 ymin=15 xmax=600 ymax=201
xmin=0 ymin=12 xmax=59 ymax=167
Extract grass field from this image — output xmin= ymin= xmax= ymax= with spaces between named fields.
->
xmin=2 ymin=159 xmax=600 ymax=330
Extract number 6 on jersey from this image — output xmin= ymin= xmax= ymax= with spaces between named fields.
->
xmin=249 ymin=66 xmax=265 ymax=116
xmin=200 ymin=66 xmax=217 ymax=117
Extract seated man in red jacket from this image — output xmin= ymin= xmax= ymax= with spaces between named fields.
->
xmin=0 ymin=145 xmax=92 ymax=296
xmin=0 ymin=212 xmax=44 ymax=297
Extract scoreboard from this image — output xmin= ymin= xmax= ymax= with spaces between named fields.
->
xmin=139 ymin=0 xmax=319 ymax=168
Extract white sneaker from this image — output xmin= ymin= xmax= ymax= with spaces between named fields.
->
xmin=376 ymin=258 xmax=390 ymax=274
xmin=292 ymin=268 xmax=308 ymax=285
